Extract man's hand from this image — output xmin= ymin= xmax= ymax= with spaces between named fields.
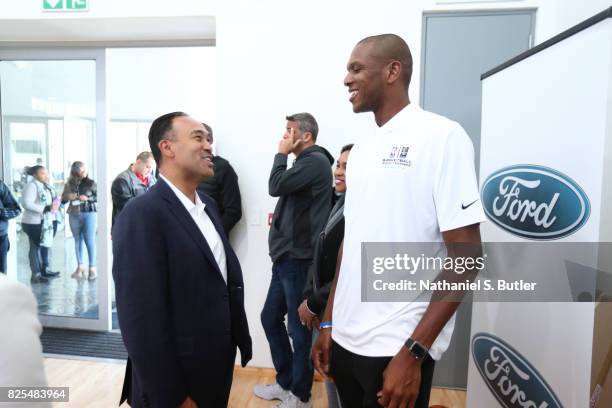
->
xmin=377 ymin=347 xmax=422 ymax=408
xmin=278 ymin=128 xmax=302 ymax=155
xmin=298 ymin=300 xmax=318 ymax=330
xmin=179 ymin=396 xmax=198 ymax=408
xmin=312 ymin=327 xmax=332 ymax=379
xmin=79 ymin=195 xmax=88 ymax=201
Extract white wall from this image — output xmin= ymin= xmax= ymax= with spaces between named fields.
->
xmin=215 ymin=0 xmax=612 ymax=367
xmin=107 ymin=47 xmax=216 ymax=122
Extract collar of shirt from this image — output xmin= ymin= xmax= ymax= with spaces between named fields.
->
xmin=376 ymin=102 xmax=417 ymax=136
xmin=159 ymin=174 xmax=206 ymax=218
xmin=135 ymin=172 xmax=149 ymax=187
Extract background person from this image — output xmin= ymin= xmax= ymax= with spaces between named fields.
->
xmin=21 ymin=165 xmax=61 ymax=283
xmin=255 ymin=113 xmax=334 ymax=408
xmin=196 ymin=123 xmax=242 ymax=236
xmin=62 ymin=161 xmax=98 ymax=280
xmin=0 ymin=178 xmax=22 ymax=274
xmin=299 ymin=143 xmax=353 ymax=408
xmin=111 ymin=151 xmax=156 ymax=227
xmin=0 ymin=273 xmax=50 ymax=408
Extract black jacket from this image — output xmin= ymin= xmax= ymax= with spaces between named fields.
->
xmin=303 ymin=193 xmax=344 ymax=316
xmin=111 ymin=166 xmax=155 ymax=227
xmin=0 ymin=180 xmax=21 ymax=236
xmin=197 ymin=155 xmax=242 ymax=235
xmin=112 ymin=179 xmax=251 ymax=408
xmin=61 ymin=177 xmax=98 ymax=213
xmin=268 ymin=145 xmax=334 ymax=262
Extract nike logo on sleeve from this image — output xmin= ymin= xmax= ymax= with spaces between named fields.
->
xmin=461 ymin=199 xmax=479 ymax=210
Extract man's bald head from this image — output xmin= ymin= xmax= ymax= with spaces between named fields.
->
xmin=357 ymin=34 xmax=413 ymax=89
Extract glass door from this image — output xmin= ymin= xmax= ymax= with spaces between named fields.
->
xmin=0 ymin=48 xmax=110 ymax=330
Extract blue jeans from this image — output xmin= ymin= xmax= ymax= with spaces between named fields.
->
xmin=69 ymin=212 xmax=97 ymax=267
xmin=261 ymin=258 xmax=313 ymax=402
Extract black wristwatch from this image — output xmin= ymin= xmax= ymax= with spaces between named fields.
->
xmin=405 ymin=338 xmax=429 ymax=360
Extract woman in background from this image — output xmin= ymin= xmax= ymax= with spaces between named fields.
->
xmin=299 ymin=143 xmax=353 ymax=408
xmin=21 ymin=165 xmax=60 ymax=283
xmin=62 ymin=161 xmax=98 ymax=280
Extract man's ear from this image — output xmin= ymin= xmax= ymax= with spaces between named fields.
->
xmin=159 ymin=139 xmax=174 ymax=160
xmin=386 ymin=60 xmax=402 ymax=85
xmin=303 ymin=132 xmax=313 ymax=144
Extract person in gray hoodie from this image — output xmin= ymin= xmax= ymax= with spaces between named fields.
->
xmin=255 ymin=112 xmax=333 ymax=408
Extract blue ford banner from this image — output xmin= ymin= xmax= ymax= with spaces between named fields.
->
xmin=472 ymin=333 xmax=563 ymax=408
xmin=481 ymin=165 xmax=590 ymax=240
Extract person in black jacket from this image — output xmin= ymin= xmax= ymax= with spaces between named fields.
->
xmin=196 ymin=123 xmax=242 ymax=235
xmin=0 ymin=179 xmax=22 ymax=274
xmin=299 ymin=143 xmax=353 ymax=326
xmin=299 ymin=143 xmax=352 ymax=408
xmin=254 ymin=112 xmax=333 ymax=408
xmin=111 ymin=151 xmax=156 ymax=227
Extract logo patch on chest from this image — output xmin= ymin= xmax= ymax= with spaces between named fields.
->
xmin=381 ymin=145 xmax=412 ymax=169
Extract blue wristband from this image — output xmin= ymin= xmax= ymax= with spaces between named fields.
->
xmin=319 ymin=321 xmax=333 ymax=330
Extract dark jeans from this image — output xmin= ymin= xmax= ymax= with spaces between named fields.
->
xmin=22 ymin=222 xmax=50 ymax=277
xmin=330 ymin=341 xmax=435 ymax=408
xmin=261 ymin=258 xmax=313 ymax=402
xmin=0 ymin=234 xmax=9 ymax=273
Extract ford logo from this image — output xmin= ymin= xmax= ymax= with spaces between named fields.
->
xmin=481 ymin=165 xmax=590 ymax=240
xmin=472 ymin=333 xmax=563 ymax=408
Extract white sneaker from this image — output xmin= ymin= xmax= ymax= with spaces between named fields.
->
xmin=253 ymin=382 xmax=290 ymax=401
xmin=273 ymin=393 xmax=312 ymax=408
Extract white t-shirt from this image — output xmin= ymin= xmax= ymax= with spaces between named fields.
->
xmin=332 ymin=104 xmax=485 ymax=360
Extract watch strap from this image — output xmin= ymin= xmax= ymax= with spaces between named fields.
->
xmin=405 ymin=338 xmax=429 ymax=360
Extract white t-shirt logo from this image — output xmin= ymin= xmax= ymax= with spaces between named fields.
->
xmin=381 ymin=144 xmax=412 ymax=169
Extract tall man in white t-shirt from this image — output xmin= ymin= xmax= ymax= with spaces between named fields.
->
xmin=312 ymin=34 xmax=485 ymax=408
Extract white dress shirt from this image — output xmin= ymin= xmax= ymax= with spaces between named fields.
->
xmin=160 ymin=174 xmax=227 ymax=283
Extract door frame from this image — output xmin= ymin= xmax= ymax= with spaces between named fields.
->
xmin=420 ymin=8 xmax=537 ymax=109
xmin=0 ymin=47 xmax=111 ymax=331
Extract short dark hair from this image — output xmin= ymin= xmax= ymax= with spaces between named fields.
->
xmin=341 ymin=143 xmax=354 ymax=154
xmin=136 ymin=151 xmax=153 ymax=162
xmin=148 ymin=112 xmax=188 ymax=165
xmin=202 ymin=123 xmax=213 ymax=143
xmin=286 ymin=112 xmax=319 ymax=142
xmin=28 ymin=165 xmax=45 ymax=177
xmin=357 ymin=34 xmax=413 ymax=89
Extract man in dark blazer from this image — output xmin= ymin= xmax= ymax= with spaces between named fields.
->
xmin=113 ymin=112 xmax=252 ymax=408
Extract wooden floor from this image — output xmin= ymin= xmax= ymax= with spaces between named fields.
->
xmin=44 ymin=357 xmax=466 ymax=407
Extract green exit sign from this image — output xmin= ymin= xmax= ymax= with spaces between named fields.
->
xmin=43 ymin=0 xmax=88 ymax=12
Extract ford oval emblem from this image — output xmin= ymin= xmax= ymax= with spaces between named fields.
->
xmin=472 ymin=333 xmax=563 ymax=408
xmin=481 ymin=165 xmax=590 ymax=239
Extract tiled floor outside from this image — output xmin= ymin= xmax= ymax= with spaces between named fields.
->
xmin=14 ymin=223 xmax=118 ymax=328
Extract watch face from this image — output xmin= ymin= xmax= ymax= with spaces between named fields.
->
xmin=408 ymin=339 xmax=428 ymax=359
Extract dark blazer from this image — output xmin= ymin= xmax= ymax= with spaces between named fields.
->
xmin=112 ymin=178 xmax=252 ymax=408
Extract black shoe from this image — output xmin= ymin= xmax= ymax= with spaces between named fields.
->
xmin=31 ymin=274 xmax=49 ymax=283
xmin=42 ymin=269 xmax=60 ymax=278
